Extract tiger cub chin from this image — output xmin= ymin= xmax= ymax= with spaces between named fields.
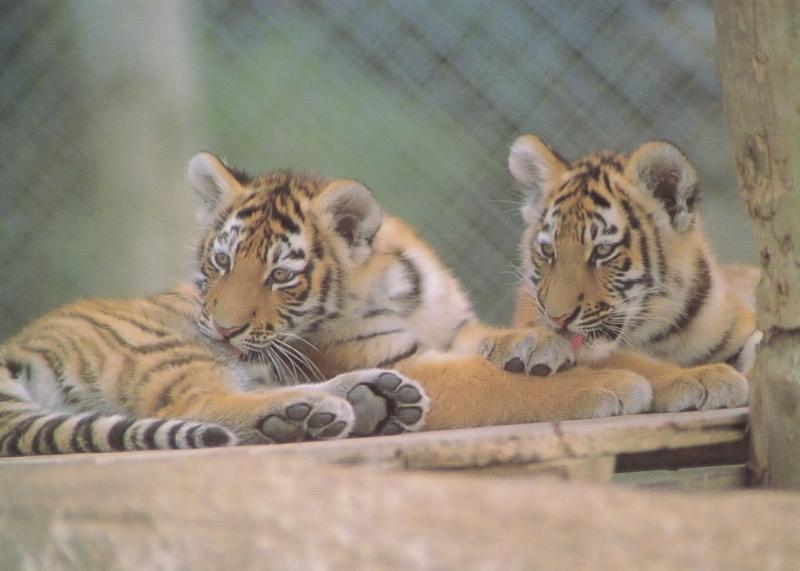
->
xmin=0 ymin=151 xmax=661 ymax=456
xmin=508 ymin=134 xmax=758 ymax=412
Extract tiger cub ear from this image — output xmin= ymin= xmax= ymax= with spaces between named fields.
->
xmin=508 ymin=135 xmax=568 ymax=223
xmin=187 ymin=152 xmax=249 ymax=213
xmin=625 ymin=141 xmax=699 ymax=232
xmin=316 ymin=179 xmax=383 ymax=254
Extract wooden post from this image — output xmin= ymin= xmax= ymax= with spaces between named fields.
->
xmin=712 ymin=0 xmax=800 ymax=488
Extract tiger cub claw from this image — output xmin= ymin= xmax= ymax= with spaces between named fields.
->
xmin=479 ymin=327 xmax=574 ymax=377
xmin=320 ymin=369 xmax=429 ymax=436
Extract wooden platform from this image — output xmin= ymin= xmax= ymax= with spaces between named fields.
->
xmin=2 ymin=408 xmax=750 ymax=487
xmin=2 ymin=408 xmax=797 ymax=569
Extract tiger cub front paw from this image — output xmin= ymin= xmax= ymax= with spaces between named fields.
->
xmin=258 ymin=392 xmax=355 ymax=444
xmin=479 ymin=327 xmax=574 ymax=377
xmin=572 ymin=370 xmax=653 ymax=418
xmin=321 ymin=369 xmax=429 ymax=436
xmin=651 ymin=363 xmax=749 ymax=412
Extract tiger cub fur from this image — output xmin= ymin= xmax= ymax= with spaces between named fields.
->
xmin=508 ymin=134 xmax=757 ymax=411
xmin=0 ymin=152 xmax=658 ymax=455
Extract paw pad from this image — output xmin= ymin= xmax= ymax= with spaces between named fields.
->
xmin=286 ymin=403 xmax=311 ymax=421
xmin=308 ymin=412 xmax=335 ymax=429
xmin=258 ymin=395 xmax=354 ymax=444
xmin=530 ymin=364 xmax=551 ymax=377
xmin=319 ymin=421 xmax=349 ymax=438
xmin=323 ymin=369 xmax=430 ymax=436
xmin=198 ymin=425 xmax=238 ymax=448
xmin=381 ymin=422 xmax=404 ymax=436
xmin=377 ymin=372 xmax=402 ymax=391
xmin=260 ymin=415 xmax=305 ymax=443
xmin=504 ymin=358 xmax=525 ymax=374
xmin=397 ymin=385 xmax=423 ymax=403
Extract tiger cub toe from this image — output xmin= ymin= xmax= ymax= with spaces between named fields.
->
xmin=257 ymin=392 xmax=355 ymax=444
xmin=479 ymin=327 xmax=574 ymax=377
xmin=651 ymin=363 xmax=749 ymax=413
xmin=572 ymin=370 xmax=653 ymax=418
xmin=320 ymin=369 xmax=429 ymax=436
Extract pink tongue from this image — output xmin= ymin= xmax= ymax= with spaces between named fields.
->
xmin=570 ymin=334 xmax=585 ymax=352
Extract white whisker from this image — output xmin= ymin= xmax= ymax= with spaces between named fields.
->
xmin=271 ymin=343 xmax=301 ymax=383
xmin=278 ymin=332 xmax=320 ymax=354
xmin=273 ymin=337 xmax=325 ymax=383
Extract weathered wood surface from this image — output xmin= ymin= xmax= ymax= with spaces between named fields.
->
xmin=713 ymin=0 xmax=800 ymax=488
xmin=1 ymin=451 xmax=798 ymax=570
xmin=463 ymin=455 xmax=617 ymax=482
xmin=613 ymin=465 xmax=747 ymax=492
xmin=2 ymin=408 xmax=748 ymax=473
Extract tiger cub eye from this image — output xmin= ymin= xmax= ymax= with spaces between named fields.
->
xmin=271 ymin=268 xmax=295 ymax=283
xmin=593 ymin=244 xmax=615 ymax=258
xmin=540 ymin=243 xmax=555 ymax=258
xmin=213 ymin=252 xmax=231 ymax=271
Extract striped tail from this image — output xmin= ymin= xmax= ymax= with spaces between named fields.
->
xmin=0 ymin=362 xmax=237 ymax=456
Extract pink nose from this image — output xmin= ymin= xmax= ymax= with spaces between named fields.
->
xmin=215 ymin=323 xmax=247 ymax=339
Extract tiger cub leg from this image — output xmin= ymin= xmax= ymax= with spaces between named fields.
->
xmin=396 ymin=353 xmax=652 ymax=430
xmin=596 ymin=351 xmax=749 ymax=412
xmin=319 ymin=369 xmax=429 ymax=437
xmin=451 ymin=321 xmax=575 ymax=377
xmin=147 ymin=371 xmax=355 ymax=444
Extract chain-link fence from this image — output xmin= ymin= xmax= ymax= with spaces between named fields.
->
xmin=0 ymin=0 xmax=754 ymax=341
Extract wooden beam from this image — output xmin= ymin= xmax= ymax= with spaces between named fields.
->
xmin=0 ymin=450 xmax=796 ymax=569
xmin=454 ymin=456 xmax=617 ymax=481
xmin=712 ymin=0 xmax=800 ymax=489
xmin=3 ymin=408 xmax=748 ymax=472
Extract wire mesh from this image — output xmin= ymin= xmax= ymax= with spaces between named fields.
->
xmin=0 ymin=0 xmax=753 ymax=341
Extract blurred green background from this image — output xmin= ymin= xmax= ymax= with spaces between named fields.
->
xmin=0 ymin=1 xmax=754 ymax=341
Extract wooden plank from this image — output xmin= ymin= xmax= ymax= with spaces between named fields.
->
xmin=613 ymin=465 xmax=747 ymax=492
xmin=0 ymin=452 xmax=796 ymax=570
xmin=457 ymin=455 xmax=616 ymax=482
xmin=0 ymin=408 xmax=749 ymax=472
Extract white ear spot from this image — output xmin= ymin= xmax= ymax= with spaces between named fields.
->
xmin=509 ymin=135 xmax=568 ymax=224
xmin=188 ymin=152 xmax=246 ymax=213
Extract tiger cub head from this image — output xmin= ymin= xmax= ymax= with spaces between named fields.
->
xmin=509 ymin=134 xmax=702 ymax=361
xmin=187 ymin=152 xmax=382 ymax=359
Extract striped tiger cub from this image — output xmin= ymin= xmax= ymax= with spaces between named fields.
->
xmin=0 ymin=152 xmax=658 ymax=455
xmin=509 ymin=134 xmax=759 ymax=411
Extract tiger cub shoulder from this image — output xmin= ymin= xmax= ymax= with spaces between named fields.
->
xmin=508 ymin=134 xmax=760 ymax=374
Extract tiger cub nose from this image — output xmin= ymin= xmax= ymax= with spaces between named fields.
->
xmin=215 ymin=323 xmax=248 ymax=339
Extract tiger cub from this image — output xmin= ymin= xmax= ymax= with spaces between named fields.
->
xmin=0 ymin=153 xmax=656 ymax=455
xmin=508 ymin=134 xmax=757 ymax=411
